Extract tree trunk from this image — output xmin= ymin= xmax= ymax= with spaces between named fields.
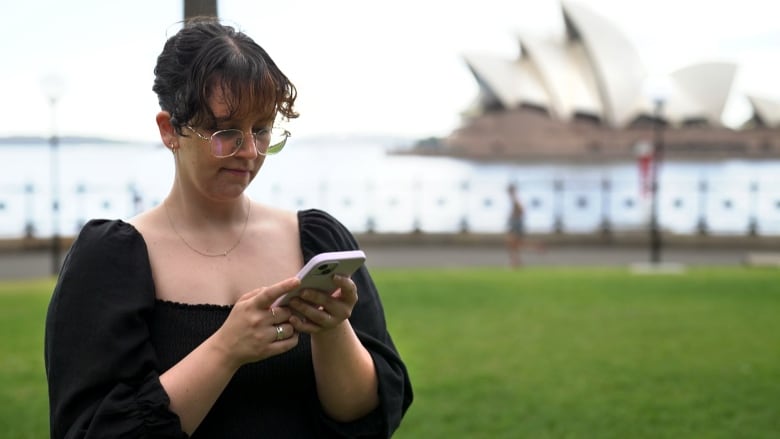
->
xmin=184 ymin=0 xmax=218 ymax=19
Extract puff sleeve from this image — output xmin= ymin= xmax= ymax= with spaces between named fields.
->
xmin=298 ymin=209 xmax=413 ymax=438
xmin=45 ymin=220 xmax=186 ymax=438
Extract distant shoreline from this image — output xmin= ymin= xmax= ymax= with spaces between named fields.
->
xmin=0 ymin=134 xmax=416 ymax=148
xmin=0 ymin=135 xmax=138 ymax=145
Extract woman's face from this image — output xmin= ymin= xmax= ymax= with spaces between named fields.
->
xmin=176 ymin=86 xmax=274 ymax=202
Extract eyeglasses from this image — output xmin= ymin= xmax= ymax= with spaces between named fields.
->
xmin=185 ymin=125 xmax=291 ymax=158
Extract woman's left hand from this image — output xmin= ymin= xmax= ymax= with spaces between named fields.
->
xmin=288 ymin=274 xmax=357 ymax=334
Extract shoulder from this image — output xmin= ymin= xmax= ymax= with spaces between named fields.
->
xmin=54 ymin=219 xmax=154 ymax=305
xmin=297 ymin=209 xmax=360 ymax=258
xmin=63 ymin=219 xmax=146 ymax=276
xmin=298 ymin=208 xmax=343 ymax=228
xmin=252 ymin=202 xmax=299 ymax=236
xmin=72 ymin=219 xmax=144 ymax=251
xmin=266 ymin=203 xmax=299 ymax=228
xmin=298 ymin=208 xmax=352 ymax=238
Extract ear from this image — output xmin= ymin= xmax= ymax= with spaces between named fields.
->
xmin=156 ymin=111 xmax=177 ymax=150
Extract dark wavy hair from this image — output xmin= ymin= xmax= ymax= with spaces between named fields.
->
xmin=153 ymin=17 xmax=298 ymax=134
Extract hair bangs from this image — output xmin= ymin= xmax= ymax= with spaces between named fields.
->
xmin=195 ymin=47 xmax=296 ymax=127
xmin=217 ymin=57 xmax=280 ymax=124
xmin=170 ymin=25 xmax=298 ymax=130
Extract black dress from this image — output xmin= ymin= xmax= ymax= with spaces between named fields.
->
xmin=45 ymin=209 xmax=413 ymax=438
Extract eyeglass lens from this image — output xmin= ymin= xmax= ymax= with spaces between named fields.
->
xmin=211 ymin=129 xmax=287 ymax=157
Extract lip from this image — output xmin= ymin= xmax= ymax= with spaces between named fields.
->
xmin=222 ymin=167 xmax=252 ymax=176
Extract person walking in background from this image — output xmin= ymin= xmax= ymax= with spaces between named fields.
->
xmin=506 ymin=183 xmax=544 ymax=267
xmin=506 ymin=183 xmax=526 ymax=267
xmin=45 ymin=17 xmax=412 ymax=438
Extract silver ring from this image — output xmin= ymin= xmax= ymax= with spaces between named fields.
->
xmin=275 ymin=324 xmax=284 ymax=341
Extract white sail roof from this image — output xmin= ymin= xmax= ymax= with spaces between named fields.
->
xmin=463 ymin=52 xmax=549 ymax=109
xmin=460 ymin=0 xmax=780 ymax=128
xmin=561 ymin=0 xmax=646 ymax=127
xmin=518 ymin=35 xmax=602 ymax=119
xmin=747 ymin=95 xmax=780 ymax=127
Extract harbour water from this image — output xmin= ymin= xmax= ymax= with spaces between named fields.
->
xmin=2 ymin=137 xmax=780 ymax=238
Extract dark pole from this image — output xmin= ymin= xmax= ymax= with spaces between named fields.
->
xmin=649 ymin=99 xmax=664 ymax=264
xmin=49 ymin=96 xmax=61 ymax=275
xmin=184 ymin=0 xmax=218 ymax=18
xmin=600 ymin=178 xmax=611 ymax=236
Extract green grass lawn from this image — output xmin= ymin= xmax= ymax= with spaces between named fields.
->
xmin=2 ymin=268 xmax=779 ymax=438
xmin=379 ymin=267 xmax=780 ymax=439
xmin=0 ymin=278 xmax=55 ymax=438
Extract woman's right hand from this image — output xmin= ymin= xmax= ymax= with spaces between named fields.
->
xmin=212 ymin=277 xmax=302 ymax=368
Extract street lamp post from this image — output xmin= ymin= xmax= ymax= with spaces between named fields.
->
xmin=42 ymin=75 xmax=66 ymax=275
xmin=49 ymin=124 xmax=61 ymax=275
xmin=649 ymin=98 xmax=665 ymax=264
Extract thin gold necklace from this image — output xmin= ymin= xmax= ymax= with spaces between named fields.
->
xmin=164 ymin=197 xmax=251 ymax=257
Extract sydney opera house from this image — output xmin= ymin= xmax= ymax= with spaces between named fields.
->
xmin=419 ymin=1 xmax=780 ymax=160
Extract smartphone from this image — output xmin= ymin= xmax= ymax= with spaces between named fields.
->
xmin=274 ymin=250 xmax=367 ymax=307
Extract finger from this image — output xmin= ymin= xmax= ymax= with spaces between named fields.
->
xmin=272 ymin=323 xmax=296 ymax=342
xmin=267 ymin=332 xmax=299 ymax=354
xmin=289 ymin=314 xmax=321 ymax=333
xmin=332 ymin=274 xmax=354 ymax=289
xmin=269 ymin=306 xmax=293 ymax=324
xmin=294 ymin=291 xmax=347 ymax=320
xmin=236 ymin=288 xmax=264 ymax=303
xmin=297 ymin=288 xmax=335 ymax=306
xmin=290 ymin=298 xmax=340 ymax=327
xmin=332 ymin=275 xmax=357 ymax=300
xmin=250 ymin=278 xmax=301 ymax=308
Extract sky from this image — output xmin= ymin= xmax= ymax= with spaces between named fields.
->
xmin=2 ymin=0 xmax=779 ymax=143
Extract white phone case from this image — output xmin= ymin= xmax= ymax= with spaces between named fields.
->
xmin=274 ymin=250 xmax=367 ymax=307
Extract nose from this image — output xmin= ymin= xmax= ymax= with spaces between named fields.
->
xmin=235 ymin=131 xmax=259 ymax=159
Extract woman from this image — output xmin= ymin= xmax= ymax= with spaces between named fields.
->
xmin=45 ymin=18 xmax=412 ymax=438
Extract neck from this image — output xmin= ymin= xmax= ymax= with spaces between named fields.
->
xmin=166 ymin=191 xmax=249 ymax=224
xmin=163 ymin=195 xmax=252 ymax=258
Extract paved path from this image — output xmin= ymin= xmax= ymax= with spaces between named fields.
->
xmin=0 ymin=243 xmax=765 ymax=280
xmin=359 ymin=244 xmax=758 ymax=270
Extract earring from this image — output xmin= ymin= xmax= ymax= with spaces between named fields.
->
xmin=170 ymin=143 xmax=177 ymax=153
